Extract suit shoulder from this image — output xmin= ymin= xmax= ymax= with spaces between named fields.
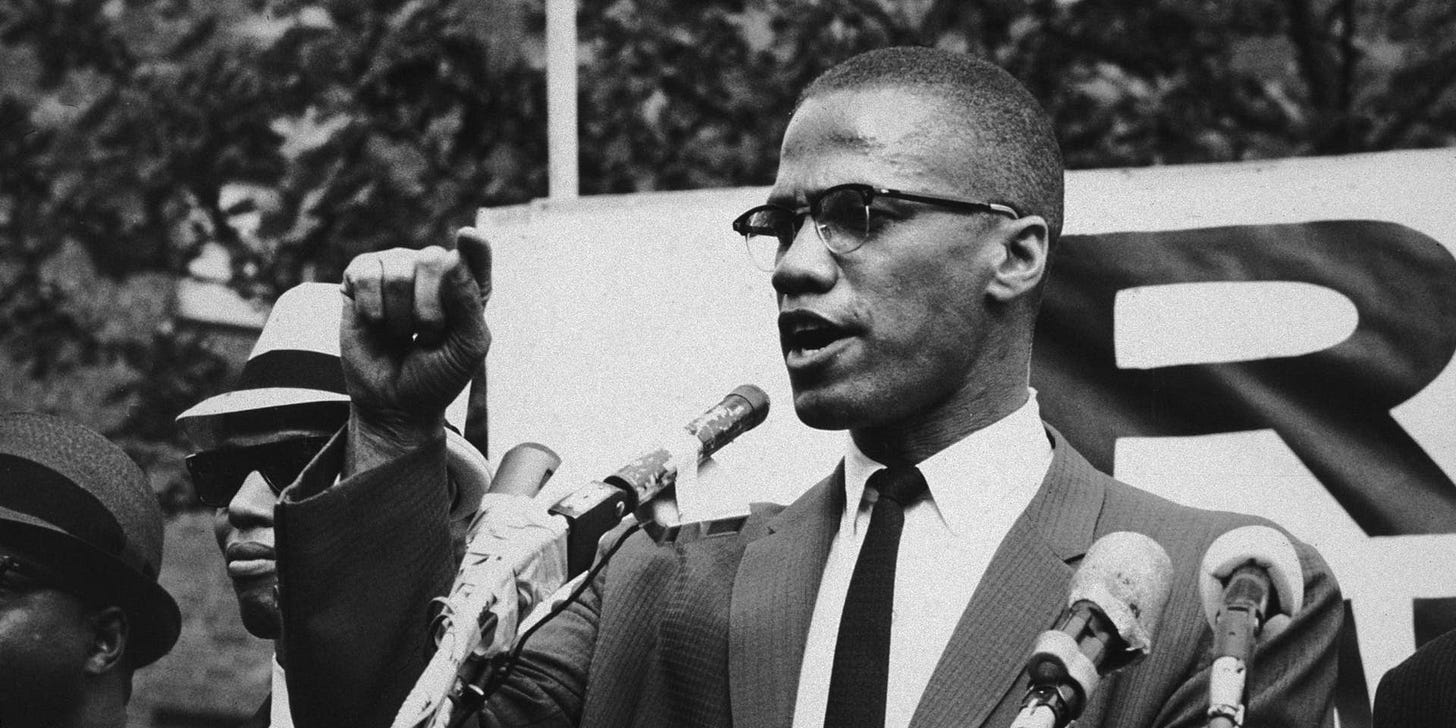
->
xmin=1101 ymin=476 xmax=1276 ymax=539
xmin=1097 ymin=474 xmax=1339 ymax=603
xmin=1374 ymin=628 xmax=1456 ymax=725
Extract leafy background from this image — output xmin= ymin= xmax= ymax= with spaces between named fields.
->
xmin=2 ymin=0 xmax=1453 ymax=724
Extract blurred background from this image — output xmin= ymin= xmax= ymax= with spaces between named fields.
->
xmin=2 ymin=0 xmax=1454 ymax=724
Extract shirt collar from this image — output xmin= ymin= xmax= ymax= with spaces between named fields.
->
xmin=840 ymin=390 xmax=1053 ymax=538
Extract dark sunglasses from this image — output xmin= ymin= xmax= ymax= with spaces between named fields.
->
xmin=186 ymin=437 xmax=330 ymax=507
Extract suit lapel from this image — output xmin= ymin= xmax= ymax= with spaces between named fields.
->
xmin=730 ymin=466 xmax=845 ymax=728
xmin=910 ymin=427 xmax=1108 ymax=728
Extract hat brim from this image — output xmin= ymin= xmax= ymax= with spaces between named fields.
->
xmin=0 ymin=518 xmax=181 ymax=668
xmin=176 ymin=388 xmax=351 ymax=422
xmin=444 ymin=429 xmax=491 ymax=521
xmin=177 ymin=389 xmax=351 ymax=450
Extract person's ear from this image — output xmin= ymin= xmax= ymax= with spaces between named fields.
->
xmin=986 ymin=215 xmax=1050 ymax=303
xmin=84 ymin=606 xmax=129 ymax=675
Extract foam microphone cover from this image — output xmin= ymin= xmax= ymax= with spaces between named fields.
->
xmin=1198 ymin=524 xmax=1304 ymax=630
xmin=1069 ymin=531 xmax=1174 ymax=658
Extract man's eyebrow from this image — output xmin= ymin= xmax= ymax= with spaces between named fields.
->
xmin=824 ymin=129 xmax=883 ymax=152
xmin=780 ymin=126 xmax=883 ymax=160
xmin=765 ymin=190 xmax=804 ymax=207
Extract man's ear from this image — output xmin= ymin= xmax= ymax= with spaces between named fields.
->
xmin=986 ymin=215 xmax=1050 ymax=303
xmin=84 ymin=606 xmax=129 ymax=675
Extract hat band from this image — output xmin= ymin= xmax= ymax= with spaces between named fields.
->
xmin=236 ymin=350 xmax=346 ymax=395
xmin=0 ymin=454 xmax=128 ymax=562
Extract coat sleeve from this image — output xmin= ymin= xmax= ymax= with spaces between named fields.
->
xmin=471 ymin=566 xmax=606 ymax=728
xmin=275 ymin=432 xmax=457 ymax=728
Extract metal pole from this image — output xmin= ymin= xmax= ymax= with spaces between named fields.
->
xmin=546 ymin=0 xmax=579 ymax=199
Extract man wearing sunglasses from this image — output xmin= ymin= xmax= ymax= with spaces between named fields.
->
xmin=176 ymin=283 xmax=352 ymax=727
xmin=0 ymin=412 xmax=181 ymax=728
xmin=277 ymin=48 xmax=1343 ymax=728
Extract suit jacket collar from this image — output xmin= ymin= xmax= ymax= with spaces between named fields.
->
xmin=729 ymin=462 xmax=844 ymax=728
xmin=911 ymin=425 xmax=1109 ymax=728
xmin=1021 ymin=424 xmax=1105 ymax=562
xmin=728 ymin=426 xmax=1109 ymax=728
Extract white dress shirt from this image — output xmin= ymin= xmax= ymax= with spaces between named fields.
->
xmin=791 ymin=392 xmax=1054 ymax=728
xmin=271 ymin=655 xmax=293 ymax=728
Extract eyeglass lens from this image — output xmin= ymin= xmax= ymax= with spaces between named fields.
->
xmin=739 ymin=187 xmax=873 ymax=271
xmin=813 ymin=186 xmax=872 ymax=253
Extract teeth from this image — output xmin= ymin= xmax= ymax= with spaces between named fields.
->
xmin=791 ymin=326 xmax=839 ymax=351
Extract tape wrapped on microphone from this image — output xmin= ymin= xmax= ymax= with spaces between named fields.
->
xmin=397 ymin=493 xmax=568 ymax=728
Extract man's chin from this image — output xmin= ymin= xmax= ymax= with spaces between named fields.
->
xmin=234 ymin=582 xmax=282 ymax=640
xmin=790 ymin=387 xmax=862 ymax=431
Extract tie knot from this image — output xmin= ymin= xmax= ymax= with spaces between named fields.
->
xmin=867 ymin=466 xmax=927 ymax=506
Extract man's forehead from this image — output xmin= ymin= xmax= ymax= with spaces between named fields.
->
xmin=774 ymin=87 xmax=980 ymax=197
xmin=785 ymin=88 xmax=949 ymax=149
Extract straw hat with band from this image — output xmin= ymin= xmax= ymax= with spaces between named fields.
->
xmin=175 ymin=283 xmax=490 ymax=519
xmin=0 ymin=412 xmax=181 ymax=668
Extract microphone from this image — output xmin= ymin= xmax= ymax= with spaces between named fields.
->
xmin=394 ymin=387 xmax=770 ymax=728
xmin=1198 ymin=525 xmax=1304 ymax=728
xmin=1011 ymin=531 xmax=1174 ymax=728
xmin=548 ymin=384 xmax=770 ymax=576
xmin=486 ymin=442 xmax=561 ymax=497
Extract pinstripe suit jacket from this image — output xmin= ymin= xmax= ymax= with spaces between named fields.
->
xmin=276 ymin=428 xmax=1342 ymax=728
xmin=482 ymin=427 xmax=1343 ymax=728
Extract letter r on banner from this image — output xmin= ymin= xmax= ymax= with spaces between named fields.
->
xmin=1033 ymin=221 xmax=1456 ymax=537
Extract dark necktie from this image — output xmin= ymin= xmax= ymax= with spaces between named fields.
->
xmin=824 ymin=465 xmax=929 ymax=728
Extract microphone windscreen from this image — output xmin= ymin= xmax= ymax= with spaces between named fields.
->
xmin=686 ymin=384 xmax=771 ymax=456
xmin=1198 ymin=524 xmax=1304 ymax=629
xmin=1069 ymin=531 xmax=1174 ymax=655
xmin=729 ymin=384 xmax=771 ymax=416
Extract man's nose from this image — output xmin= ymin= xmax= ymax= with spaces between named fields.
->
xmin=771 ymin=220 xmax=838 ymax=296
xmin=226 ymin=471 xmax=277 ymax=528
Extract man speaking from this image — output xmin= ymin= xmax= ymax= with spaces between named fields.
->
xmin=278 ymin=47 xmax=1343 ymax=727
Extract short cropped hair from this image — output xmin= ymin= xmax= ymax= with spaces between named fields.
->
xmin=800 ymin=47 xmax=1065 ymax=246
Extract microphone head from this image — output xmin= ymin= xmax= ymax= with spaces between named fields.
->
xmin=1069 ymin=531 xmax=1174 ymax=659
xmin=728 ymin=384 xmax=771 ymax=425
xmin=489 ymin=442 xmax=562 ymax=497
xmin=1198 ymin=524 xmax=1304 ymax=630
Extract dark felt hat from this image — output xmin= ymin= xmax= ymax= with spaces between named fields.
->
xmin=0 ymin=412 xmax=181 ymax=667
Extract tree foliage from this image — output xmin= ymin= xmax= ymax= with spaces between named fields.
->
xmin=1 ymin=0 xmax=1454 ymax=508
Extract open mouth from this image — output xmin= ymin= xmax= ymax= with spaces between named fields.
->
xmin=779 ymin=310 xmax=853 ymax=363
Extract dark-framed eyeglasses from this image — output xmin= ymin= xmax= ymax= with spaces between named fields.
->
xmin=731 ymin=183 xmax=1021 ymax=271
xmin=185 ymin=436 xmax=330 ymax=507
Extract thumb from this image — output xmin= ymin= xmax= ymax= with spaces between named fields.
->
xmin=455 ymin=227 xmax=493 ymax=306
xmin=438 ymin=261 xmax=490 ymax=364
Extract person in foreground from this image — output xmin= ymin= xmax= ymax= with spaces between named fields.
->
xmin=278 ymin=47 xmax=1343 ymax=728
xmin=0 ymin=412 xmax=181 ymax=728
xmin=176 ymin=282 xmax=490 ymax=728
xmin=1373 ymin=626 xmax=1456 ymax=728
